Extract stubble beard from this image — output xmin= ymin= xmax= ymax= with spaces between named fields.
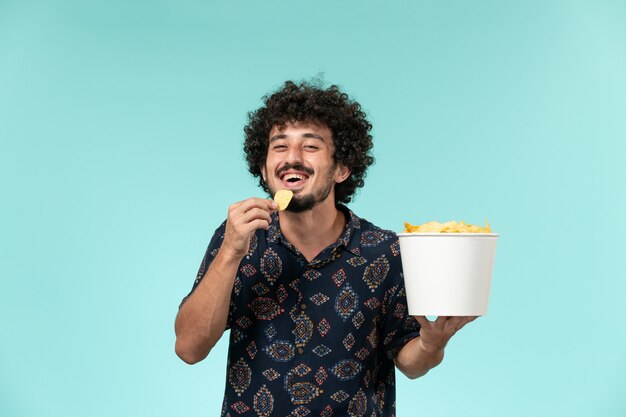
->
xmin=267 ymin=165 xmax=336 ymax=213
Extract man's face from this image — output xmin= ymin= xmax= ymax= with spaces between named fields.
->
xmin=261 ymin=121 xmax=350 ymax=213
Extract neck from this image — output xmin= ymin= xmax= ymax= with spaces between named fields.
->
xmin=278 ymin=197 xmax=346 ymax=262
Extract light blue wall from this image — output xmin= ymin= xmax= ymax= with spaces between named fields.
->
xmin=1 ymin=1 xmax=624 ymax=416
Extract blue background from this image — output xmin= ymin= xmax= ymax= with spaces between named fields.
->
xmin=1 ymin=1 xmax=625 ymax=416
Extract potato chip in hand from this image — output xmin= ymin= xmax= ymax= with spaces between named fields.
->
xmin=274 ymin=190 xmax=293 ymax=211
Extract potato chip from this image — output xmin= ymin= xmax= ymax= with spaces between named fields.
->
xmin=274 ymin=190 xmax=293 ymax=211
xmin=403 ymin=219 xmax=492 ymax=233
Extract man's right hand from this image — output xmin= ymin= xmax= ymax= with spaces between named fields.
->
xmin=221 ymin=198 xmax=278 ymax=259
xmin=175 ymin=197 xmax=278 ymax=364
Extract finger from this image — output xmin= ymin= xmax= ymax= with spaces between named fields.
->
xmin=230 ymin=198 xmax=277 ymax=216
xmin=230 ymin=212 xmax=272 ymax=238
xmin=238 ymin=207 xmax=272 ymax=226
xmin=456 ymin=316 xmax=478 ymax=331
xmin=248 ymin=218 xmax=271 ymax=231
xmin=240 ymin=198 xmax=278 ymax=213
xmin=435 ymin=316 xmax=447 ymax=327
xmin=443 ymin=317 xmax=462 ymax=335
xmin=227 ymin=217 xmax=271 ymax=237
xmin=224 ymin=204 xmax=272 ymax=241
xmin=229 ymin=205 xmax=274 ymax=229
xmin=446 ymin=316 xmax=477 ymax=334
xmin=414 ymin=316 xmax=432 ymax=328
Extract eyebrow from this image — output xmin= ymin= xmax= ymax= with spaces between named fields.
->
xmin=269 ymin=133 xmax=327 ymax=142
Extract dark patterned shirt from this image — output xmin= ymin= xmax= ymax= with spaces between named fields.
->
xmin=181 ymin=205 xmax=420 ymax=417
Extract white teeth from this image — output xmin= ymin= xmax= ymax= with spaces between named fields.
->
xmin=283 ymin=174 xmax=306 ymax=181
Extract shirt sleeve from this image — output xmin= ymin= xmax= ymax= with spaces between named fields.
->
xmin=178 ymin=221 xmax=234 ymax=329
xmin=381 ymin=240 xmax=421 ymax=361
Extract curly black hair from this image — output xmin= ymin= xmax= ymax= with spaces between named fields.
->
xmin=243 ymin=80 xmax=375 ymax=204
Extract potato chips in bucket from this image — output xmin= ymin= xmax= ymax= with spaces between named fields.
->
xmin=398 ymin=220 xmax=499 ymax=316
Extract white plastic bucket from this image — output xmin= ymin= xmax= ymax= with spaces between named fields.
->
xmin=397 ymin=233 xmax=499 ymax=316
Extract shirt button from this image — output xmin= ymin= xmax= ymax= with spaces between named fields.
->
xmin=300 ymin=303 xmax=307 ymax=310
xmin=297 ymin=348 xmax=304 ymax=355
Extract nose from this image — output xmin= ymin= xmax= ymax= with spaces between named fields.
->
xmin=285 ymin=145 xmax=304 ymax=165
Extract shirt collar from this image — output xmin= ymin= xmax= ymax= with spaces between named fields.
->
xmin=335 ymin=204 xmax=362 ymax=257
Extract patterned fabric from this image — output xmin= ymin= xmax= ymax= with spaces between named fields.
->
xmin=181 ymin=205 xmax=420 ymax=416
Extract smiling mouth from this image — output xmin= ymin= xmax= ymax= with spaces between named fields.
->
xmin=279 ymin=172 xmax=310 ymax=190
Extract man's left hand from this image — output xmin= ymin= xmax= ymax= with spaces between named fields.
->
xmin=414 ymin=316 xmax=478 ymax=354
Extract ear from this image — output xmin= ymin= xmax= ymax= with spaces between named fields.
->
xmin=261 ymin=164 xmax=267 ymax=182
xmin=334 ymin=163 xmax=351 ymax=184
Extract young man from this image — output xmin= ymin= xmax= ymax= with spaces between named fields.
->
xmin=175 ymin=81 xmax=476 ymax=416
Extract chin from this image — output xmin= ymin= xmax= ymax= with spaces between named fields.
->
xmin=285 ymin=194 xmax=316 ymax=213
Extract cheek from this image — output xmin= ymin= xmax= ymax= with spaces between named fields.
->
xmin=265 ymin=153 xmax=280 ymax=167
xmin=263 ymin=155 xmax=279 ymax=177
